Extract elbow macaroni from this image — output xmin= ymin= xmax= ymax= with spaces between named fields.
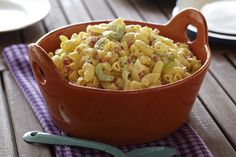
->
xmin=49 ymin=18 xmax=202 ymax=90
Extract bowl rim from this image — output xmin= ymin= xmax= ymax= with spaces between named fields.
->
xmin=35 ymin=19 xmax=211 ymax=94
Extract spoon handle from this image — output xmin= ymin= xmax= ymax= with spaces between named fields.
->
xmin=23 ymin=131 xmax=127 ymax=157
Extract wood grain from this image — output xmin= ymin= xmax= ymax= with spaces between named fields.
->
xmin=59 ymin=0 xmax=91 ymax=23
xmin=3 ymin=71 xmax=52 ymax=157
xmin=209 ymin=52 xmax=236 ymax=103
xmin=189 ymin=99 xmax=236 ymax=157
xmin=0 ymin=75 xmax=17 ymax=157
xmin=227 ymin=53 xmax=236 ymax=67
xmin=0 ymin=58 xmax=7 ymax=72
xmin=153 ymin=0 xmax=175 ymax=18
xmin=106 ymin=0 xmax=143 ymax=20
xmin=22 ymin=22 xmax=46 ymax=44
xmin=199 ymin=72 xmax=236 ymax=147
xmin=43 ymin=0 xmax=68 ymax=31
xmin=83 ymin=0 xmax=115 ymax=20
xmin=130 ymin=0 xmax=168 ymax=24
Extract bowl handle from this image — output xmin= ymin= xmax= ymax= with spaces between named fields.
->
xmin=157 ymin=8 xmax=208 ymax=52
xmin=28 ymin=44 xmax=64 ymax=86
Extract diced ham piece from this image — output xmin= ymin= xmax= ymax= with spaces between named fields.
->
xmin=152 ymin=54 xmax=160 ymax=62
xmin=138 ymin=71 xmax=145 ymax=79
xmin=63 ymin=57 xmax=72 ymax=65
xmin=114 ymin=45 xmax=122 ymax=54
xmin=88 ymin=36 xmax=101 ymax=48
xmin=76 ymin=47 xmax=81 ymax=54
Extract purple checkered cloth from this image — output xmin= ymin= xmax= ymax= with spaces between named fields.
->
xmin=3 ymin=44 xmax=213 ymax=157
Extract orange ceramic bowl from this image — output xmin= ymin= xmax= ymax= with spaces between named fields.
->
xmin=28 ymin=8 xmax=211 ymax=145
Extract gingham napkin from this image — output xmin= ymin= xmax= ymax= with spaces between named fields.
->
xmin=3 ymin=44 xmax=213 ymax=157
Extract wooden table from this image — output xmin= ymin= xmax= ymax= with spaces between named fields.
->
xmin=0 ymin=0 xmax=236 ymax=156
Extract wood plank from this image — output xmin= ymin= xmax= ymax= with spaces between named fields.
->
xmin=153 ymin=0 xmax=176 ymax=18
xmin=59 ymin=0 xmax=91 ymax=23
xmin=199 ymin=72 xmax=236 ymax=147
xmin=0 ymin=32 xmax=21 ymax=71
xmin=130 ymin=0 xmax=168 ymax=24
xmin=209 ymin=52 xmax=236 ymax=103
xmin=0 ymin=58 xmax=7 ymax=71
xmin=188 ymin=99 xmax=236 ymax=157
xmin=43 ymin=0 xmax=68 ymax=31
xmin=226 ymin=52 xmax=236 ymax=67
xmin=83 ymin=0 xmax=115 ymax=20
xmin=3 ymin=71 xmax=52 ymax=157
xmin=106 ymin=0 xmax=143 ymax=20
xmin=0 ymin=32 xmax=21 ymax=53
xmin=22 ymin=22 xmax=46 ymax=44
xmin=208 ymin=43 xmax=236 ymax=67
xmin=0 ymin=75 xmax=17 ymax=157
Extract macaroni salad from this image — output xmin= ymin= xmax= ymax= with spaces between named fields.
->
xmin=49 ymin=18 xmax=202 ymax=90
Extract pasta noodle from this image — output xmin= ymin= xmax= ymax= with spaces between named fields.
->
xmin=49 ymin=18 xmax=202 ymax=90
